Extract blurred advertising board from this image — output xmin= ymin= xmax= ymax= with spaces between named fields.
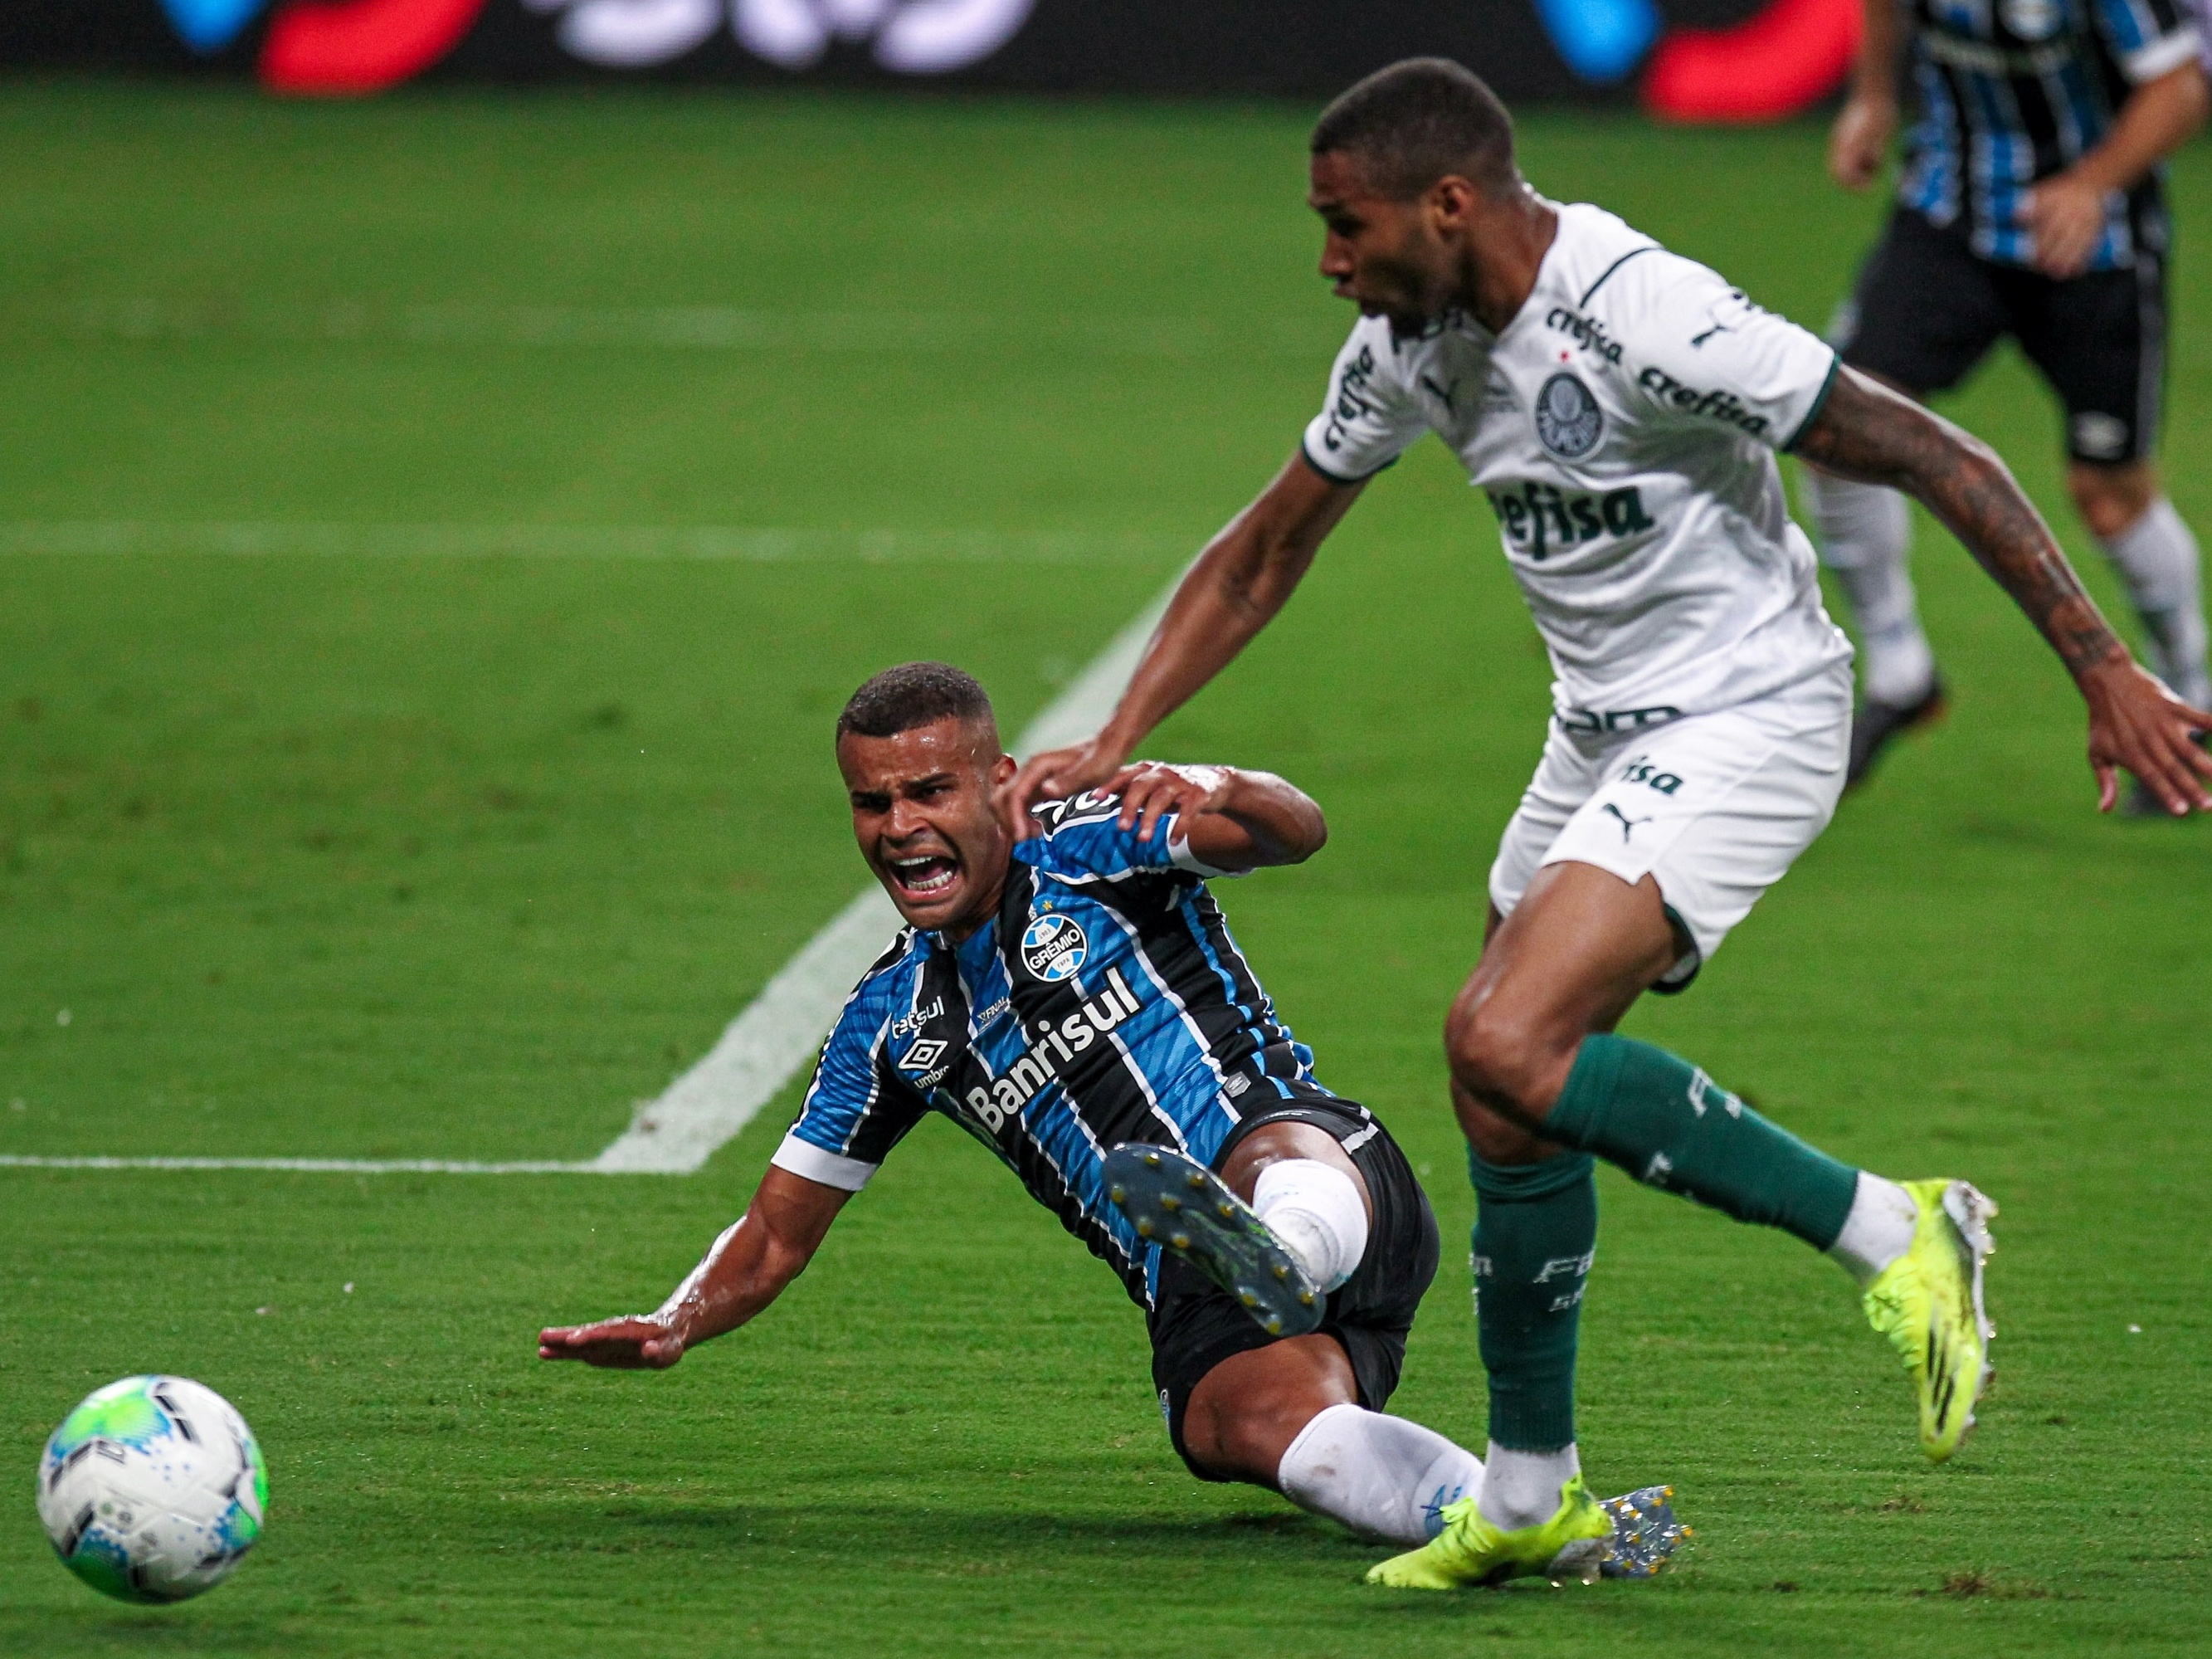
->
xmin=3 ymin=0 xmax=1858 ymax=120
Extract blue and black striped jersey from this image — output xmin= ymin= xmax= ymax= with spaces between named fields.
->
xmin=1898 ymin=0 xmax=2200 ymax=267
xmin=769 ymin=790 xmax=1361 ymax=1308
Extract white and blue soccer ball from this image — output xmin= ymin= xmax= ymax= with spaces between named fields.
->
xmin=36 ymin=1376 xmax=268 ymax=1603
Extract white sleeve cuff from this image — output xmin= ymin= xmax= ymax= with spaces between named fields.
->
xmin=1167 ymin=822 xmax=1243 ymax=879
xmin=770 ymin=1131 xmax=879 ymax=1191
xmin=2122 ymin=27 xmax=2202 ymax=83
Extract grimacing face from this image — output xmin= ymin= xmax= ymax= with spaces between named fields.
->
xmin=1308 ymin=149 xmax=1463 ymax=334
xmin=837 ymin=715 xmax=1016 ymax=936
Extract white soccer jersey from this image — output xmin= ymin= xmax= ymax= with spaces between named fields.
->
xmin=1303 ymin=202 xmax=1854 ymax=727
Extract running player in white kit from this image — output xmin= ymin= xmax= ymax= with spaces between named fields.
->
xmin=1006 ymin=58 xmax=2212 ymax=1589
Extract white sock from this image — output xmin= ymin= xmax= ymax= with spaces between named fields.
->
xmin=1275 ymin=1403 xmax=1484 ymax=1544
xmin=1478 ymin=1441 xmax=1579 ymax=1531
xmin=1806 ymin=470 xmax=1936 ymax=706
xmin=2099 ymin=497 xmax=2211 ymax=711
xmin=1253 ymin=1159 xmax=1369 ymax=1293
xmin=1827 ymin=1170 xmax=1917 ymax=1286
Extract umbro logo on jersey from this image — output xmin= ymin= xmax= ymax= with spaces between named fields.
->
xmin=1636 ymin=366 xmax=1771 ymax=437
xmin=899 ymin=1037 xmax=948 ymax=1072
xmin=1544 ymin=306 xmax=1624 ymax=364
xmin=1534 ymin=373 xmax=1605 ymax=458
xmin=1021 ymin=914 xmax=1088 ymax=983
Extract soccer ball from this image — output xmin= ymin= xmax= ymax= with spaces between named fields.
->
xmin=36 ymin=1376 xmax=268 ymax=1603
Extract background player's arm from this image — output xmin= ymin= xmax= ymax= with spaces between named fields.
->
xmin=537 ymin=1166 xmax=850 ymax=1369
xmin=1829 ymin=0 xmax=1907 ymax=189
xmin=1003 ymin=456 xmax=1362 ymax=825
xmin=1793 ymin=367 xmax=2212 ymax=811
xmin=1106 ymin=761 xmax=1328 ymax=872
xmin=2023 ymin=61 xmax=2209 ymax=277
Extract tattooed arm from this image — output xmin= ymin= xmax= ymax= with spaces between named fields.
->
xmin=1794 ymin=367 xmax=2212 ymax=814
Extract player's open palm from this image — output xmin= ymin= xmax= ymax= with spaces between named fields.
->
xmin=538 ymin=1316 xmax=686 ymax=1370
xmin=2082 ymin=660 xmax=2212 ymax=813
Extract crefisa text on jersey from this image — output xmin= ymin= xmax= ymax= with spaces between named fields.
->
xmin=1635 ymin=366 xmax=1771 ymax=437
xmin=1545 ymin=306 xmax=1623 ymax=364
xmin=1488 ymin=479 xmax=1656 ymax=559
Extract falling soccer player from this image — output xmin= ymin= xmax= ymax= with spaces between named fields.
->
xmin=538 ymin=662 xmax=1684 ymax=1580
xmin=1004 ymin=58 xmax=2212 ymax=1589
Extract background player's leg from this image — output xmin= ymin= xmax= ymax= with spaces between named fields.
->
xmin=1804 ymin=467 xmax=1939 ymax=720
xmin=2073 ymin=463 xmax=2212 ymax=713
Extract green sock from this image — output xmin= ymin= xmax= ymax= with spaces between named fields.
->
xmin=1545 ymin=1034 xmax=1856 ymax=1251
xmin=1470 ymin=1150 xmax=1596 ymax=1453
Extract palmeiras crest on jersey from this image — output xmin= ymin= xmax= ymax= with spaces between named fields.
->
xmin=1021 ymin=913 xmax=1089 ymax=983
xmin=1535 ymin=373 xmax=1604 ymax=458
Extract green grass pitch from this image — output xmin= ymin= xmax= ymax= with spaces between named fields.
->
xmin=2 ymin=81 xmax=2207 ymax=1657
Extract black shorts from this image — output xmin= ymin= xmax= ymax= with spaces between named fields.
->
xmin=1835 ymin=200 xmax=2169 ymax=464
xmin=1147 ymin=1100 xmax=1440 ymax=1481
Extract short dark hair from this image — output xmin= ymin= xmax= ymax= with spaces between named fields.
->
xmin=1310 ymin=58 xmax=1518 ymax=202
xmin=836 ymin=661 xmax=997 ymax=743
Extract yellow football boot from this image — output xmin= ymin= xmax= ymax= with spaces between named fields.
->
xmin=1862 ymin=1178 xmax=1998 ymax=1462
xmin=1366 ymin=1475 xmax=1614 ymax=1590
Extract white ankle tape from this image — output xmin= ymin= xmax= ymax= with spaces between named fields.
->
xmin=1253 ymin=1159 xmax=1369 ymax=1293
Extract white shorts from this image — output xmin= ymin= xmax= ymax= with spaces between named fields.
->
xmin=1488 ymin=662 xmax=1853 ymax=991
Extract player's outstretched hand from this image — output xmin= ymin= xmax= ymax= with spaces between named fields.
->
xmin=2081 ymin=658 xmax=2212 ymax=814
xmin=1000 ymin=733 xmax=1130 ymax=840
xmin=1108 ymin=761 xmax=1233 ymax=844
xmin=538 ymin=1316 xmax=686 ymax=1370
xmin=1828 ymin=94 xmax=1895 ymax=191
xmin=2022 ymin=175 xmax=2107 ymax=279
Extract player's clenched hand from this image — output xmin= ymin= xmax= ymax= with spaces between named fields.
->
xmin=1108 ymin=762 xmax=1233 ymax=844
xmin=538 ymin=1316 xmax=686 ymax=1370
xmin=999 ymin=733 xmax=1130 ymax=840
xmin=2023 ymin=175 xmax=2108 ymax=279
xmin=2079 ymin=658 xmax=2212 ymax=814
xmin=1828 ymin=95 xmax=1896 ymax=191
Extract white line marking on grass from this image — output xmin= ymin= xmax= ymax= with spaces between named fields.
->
xmin=587 ymin=577 xmax=1175 ymax=1174
xmin=0 ymin=1155 xmax=592 ymax=1173
xmin=0 ymin=574 xmax=1176 ymax=1176
xmin=0 ymin=522 xmax=1176 ymax=564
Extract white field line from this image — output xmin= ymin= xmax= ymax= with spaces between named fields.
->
xmin=0 ymin=522 xmax=1174 ymax=565
xmin=0 ymin=575 xmax=1175 ymax=1178
xmin=0 ymin=1155 xmax=592 ymax=1174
